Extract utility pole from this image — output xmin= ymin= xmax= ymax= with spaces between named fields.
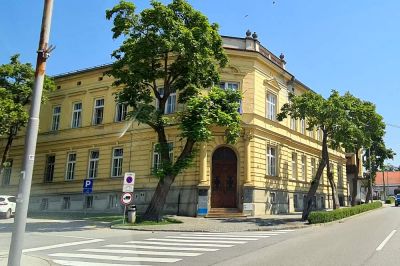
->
xmin=8 ymin=1 xmax=54 ymax=265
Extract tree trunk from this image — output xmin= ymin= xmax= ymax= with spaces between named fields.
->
xmin=351 ymin=150 xmax=360 ymax=206
xmin=302 ymin=130 xmax=328 ymax=221
xmin=326 ymin=154 xmax=340 ymax=209
xmin=366 ymin=176 xmax=372 ymax=203
xmin=142 ymin=175 xmax=175 ymax=221
xmin=0 ymin=132 xmax=15 ymax=176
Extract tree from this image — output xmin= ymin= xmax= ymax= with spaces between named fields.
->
xmin=0 ymin=54 xmax=55 ymax=176
xmin=278 ymin=90 xmax=349 ymax=220
xmin=106 ymin=0 xmax=241 ymax=221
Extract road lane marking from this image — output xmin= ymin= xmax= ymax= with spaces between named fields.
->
xmin=193 ymin=232 xmax=279 ymax=236
xmin=126 ymin=240 xmax=233 ymax=247
xmin=146 ymin=238 xmax=246 ymax=244
xmin=189 ymin=233 xmax=271 ymax=238
xmin=106 ymin=244 xmax=219 ymax=251
xmin=167 ymin=236 xmax=258 ymax=241
xmin=376 ymin=230 xmax=397 ymax=251
xmin=80 ymin=248 xmax=202 ymax=257
xmin=23 ymin=239 xmax=104 ymax=253
xmin=32 ymin=233 xmax=98 ymax=240
xmin=49 ymin=253 xmax=181 ymax=263
xmin=53 ymin=260 xmax=150 ymax=266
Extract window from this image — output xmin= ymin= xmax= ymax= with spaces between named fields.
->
xmin=338 ymin=164 xmax=343 ymax=187
xmin=157 ymin=88 xmax=176 ymax=114
xmin=270 ymin=192 xmax=276 ymax=204
xmin=266 ymin=92 xmax=277 ymax=120
xmin=85 ymin=195 xmax=93 ymax=209
xmin=1 ymin=160 xmax=12 ymax=186
xmin=290 ymin=118 xmax=297 ymax=131
xmin=311 ymin=158 xmax=316 ymax=178
xmin=320 ymin=196 xmax=325 ymax=209
xmin=292 ymin=152 xmax=297 ymax=179
xmin=152 ymin=143 xmax=173 ymax=170
xmin=51 ymin=106 xmax=61 ymax=131
xmin=301 ymin=155 xmax=306 ymax=180
xmin=115 ymin=103 xmax=128 ymax=122
xmin=294 ymin=194 xmax=298 ymax=209
xmin=62 ymin=197 xmax=70 ymax=210
xmin=40 ymin=198 xmax=48 ymax=211
xmin=107 ymin=194 xmax=118 ymax=209
xmin=65 ymin=153 xmax=76 ymax=180
xmin=220 ymin=81 xmax=242 ymax=113
xmin=300 ymin=119 xmax=305 ymax=134
xmin=93 ymin=98 xmax=104 ymax=125
xmin=88 ymin=150 xmax=99 ymax=179
xmin=44 ymin=155 xmax=55 ymax=182
xmin=111 ymin=148 xmax=124 ymax=177
xmin=266 ymin=145 xmax=277 ymax=176
xmin=71 ymin=102 xmax=82 ymax=128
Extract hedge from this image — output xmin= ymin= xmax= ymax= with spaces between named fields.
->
xmin=308 ymin=201 xmax=382 ymax=224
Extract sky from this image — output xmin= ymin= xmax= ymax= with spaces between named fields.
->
xmin=1 ymin=0 xmax=400 ymax=165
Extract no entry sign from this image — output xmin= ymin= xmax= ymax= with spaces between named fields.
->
xmin=121 ymin=192 xmax=133 ymax=205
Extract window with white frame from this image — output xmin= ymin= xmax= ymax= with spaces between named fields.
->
xmin=266 ymin=92 xmax=277 ymax=120
xmin=219 ymin=81 xmax=242 ymax=113
xmin=292 ymin=152 xmax=297 ymax=179
xmin=115 ymin=103 xmax=128 ymax=122
xmin=51 ymin=106 xmax=61 ymax=131
xmin=88 ymin=150 xmax=99 ymax=179
xmin=1 ymin=159 xmax=12 ymax=186
xmin=93 ymin=98 xmax=104 ymax=125
xmin=301 ymin=155 xmax=306 ymax=180
xmin=152 ymin=142 xmax=173 ymax=171
xmin=71 ymin=102 xmax=82 ymax=128
xmin=290 ymin=117 xmax=297 ymax=131
xmin=65 ymin=153 xmax=76 ymax=180
xmin=300 ymin=119 xmax=305 ymax=134
xmin=107 ymin=194 xmax=119 ymax=209
xmin=266 ymin=145 xmax=277 ymax=176
xmin=111 ymin=148 xmax=124 ymax=177
xmin=44 ymin=155 xmax=55 ymax=182
xmin=157 ymin=88 xmax=176 ymax=114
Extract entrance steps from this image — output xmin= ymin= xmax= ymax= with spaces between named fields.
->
xmin=205 ymin=208 xmax=247 ymax=218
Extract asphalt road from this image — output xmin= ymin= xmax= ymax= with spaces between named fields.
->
xmin=0 ymin=205 xmax=399 ymax=266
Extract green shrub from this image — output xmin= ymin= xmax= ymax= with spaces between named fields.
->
xmin=308 ymin=201 xmax=382 ymax=224
xmin=385 ymin=197 xmax=395 ymax=204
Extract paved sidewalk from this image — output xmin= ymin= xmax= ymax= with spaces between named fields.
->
xmin=0 ymin=252 xmax=51 ymax=266
xmin=112 ymin=213 xmax=307 ymax=232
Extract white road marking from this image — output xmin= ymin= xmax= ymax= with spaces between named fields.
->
xmin=32 ymin=233 xmax=98 ymax=240
xmin=273 ymin=230 xmax=295 ymax=232
xmin=376 ymin=230 xmax=397 ymax=251
xmin=188 ymin=234 xmax=271 ymax=238
xmin=106 ymin=244 xmax=219 ymax=252
xmin=23 ymin=239 xmax=104 ymax=253
xmin=49 ymin=253 xmax=181 ymax=263
xmin=0 ymin=227 xmax=5 ymax=230
xmin=80 ymin=248 xmax=202 ymax=257
xmin=53 ymin=260 xmax=150 ymax=266
xmin=147 ymin=238 xmax=246 ymax=244
xmin=126 ymin=240 xmax=233 ymax=247
xmin=193 ymin=232 xmax=279 ymax=236
xmin=167 ymin=236 xmax=258 ymax=241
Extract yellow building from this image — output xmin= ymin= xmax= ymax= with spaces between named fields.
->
xmin=0 ymin=32 xmax=348 ymax=216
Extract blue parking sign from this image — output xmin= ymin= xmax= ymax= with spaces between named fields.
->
xmin=83 ymin=179 xmax=93 ymax=194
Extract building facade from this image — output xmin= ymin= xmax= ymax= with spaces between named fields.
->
xmin=0 ymin=33 xmax=348 ymax=216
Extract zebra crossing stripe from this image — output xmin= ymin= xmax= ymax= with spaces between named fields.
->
xmin=166 ymin=236 xmax=259 ymax=241
xmin=53 ymin=260 xmax=150 ymax=266
xmin=188 ymin=234 xmax=271 ymax=238
xmin=22 ymin=239 xmax=104 ymax=253
xmin=146 ymin=238 xmax=247 ymax=244
xmin=106 ymin=244 xmax=219 ymax=252
xmin=79 ymin=248 xmax=202 ymax=257
xmin=126 ymin=240 xmax=233 ymax=247
xmin=49 ymin=253 xmax=181 ymax=263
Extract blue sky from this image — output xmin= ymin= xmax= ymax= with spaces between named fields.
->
xmin=1 ymin=0 xmax=399 ymax=165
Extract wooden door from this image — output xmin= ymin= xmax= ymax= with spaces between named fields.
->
xmin=211 ymin=147 xmax=237 ymax=208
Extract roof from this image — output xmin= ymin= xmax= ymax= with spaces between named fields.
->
xmin=375 ymin=171 xmax=400 ymax=186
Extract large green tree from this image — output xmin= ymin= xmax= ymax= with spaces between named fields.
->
xmin=0 ymin=54 xmax=54 ymax=177
xmin=278 ymin=90 xmax=352 ymax=220
xmin=106 ymin=0 xmax=241 ymax=221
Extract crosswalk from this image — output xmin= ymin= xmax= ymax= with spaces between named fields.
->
xmin=48 ymin=230 xmax=294 ymax=265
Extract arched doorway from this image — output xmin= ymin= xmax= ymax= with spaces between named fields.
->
xmin=211 ymin=147 xmax=237 ymax=208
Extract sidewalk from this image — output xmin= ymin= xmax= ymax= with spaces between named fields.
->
xmin=112 ymin=213 xmax=308 ymax=232
xmin=0 ymin=252 xmax=51 ymax=266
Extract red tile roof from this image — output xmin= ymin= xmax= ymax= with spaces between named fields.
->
xmin=375 ymin=171 xmax=400 ymax=185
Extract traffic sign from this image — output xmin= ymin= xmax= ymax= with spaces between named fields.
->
xmin=83 ymin=179 xmax=93 ymax=194
xmin=121 ymin=192 xmax=133 ymax=205
xmin=123 ymin=172 xmax=135 ymax=192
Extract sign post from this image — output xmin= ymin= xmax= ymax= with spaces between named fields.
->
xmin=123 ymin=172 xmax=135 ymax=192
xmin=83 ymin=179 xmax=94 ymax=194
xmin=121 ymin=192 xmax=133 ymax=224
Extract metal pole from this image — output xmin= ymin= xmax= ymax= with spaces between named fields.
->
xmin=8 ymin=1 xmax=54 ymax=265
